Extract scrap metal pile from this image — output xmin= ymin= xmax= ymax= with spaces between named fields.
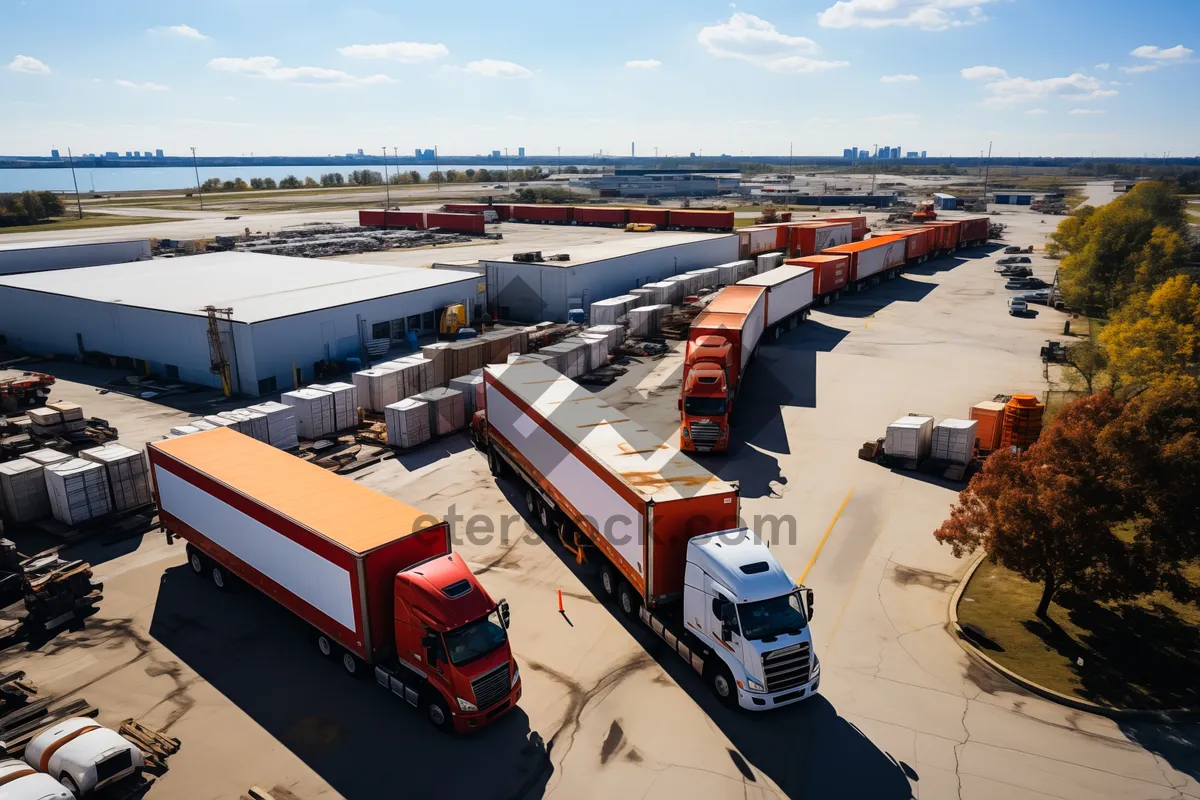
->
xmin=235 ymin=225 xmax=472 ymax=258
xmin=0 ymin=542 xmax=103 ymax=637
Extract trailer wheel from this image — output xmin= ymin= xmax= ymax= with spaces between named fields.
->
xmin=834 ymin=291 xmax=841 ymax=301
xmin=342 ymin=651 xmax=363 ymax=678
xmin=788 ymin=315 xmax=798 ymax=330
xmin=538 ymin=502 xmax=551 ymax=531
xmin=488 ymin=448 xmax=503 ymax=477
xmin=599 ymin=562 xmax=618 ymax=600
xmin=617 ymin=581 xmax=640 ymax=618
xmin=59 ymin=774 xmax=80 ymax=797
xmin=525 ymin=488 xmax=537 ymax=517
xmin=186 ymin=544 xmax=206 ymax=575
xmin=822 ymin=295 xmax=830 ymax=306
xmin=425 ymin=694 xmax=453 ymax=733
xmin=316 ymin=633 xmax=334 ymax=658
xmin=706 ymin=662 xmax=737 ymax=707
xmin=773 ymin=325 xmax=783 ymax=341
xmin=211 ymin=564 xmax=230 ymax=589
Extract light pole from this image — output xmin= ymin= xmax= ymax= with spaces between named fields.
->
xmin=66 ymin=147 xmax=83 ymax=219
xmin=382 ymin=146 xmax=391 ymax=207
xmin=191 ymin=146 xmax=204 ymax=210
xmin=557 ymin=146 xmax=560 ymax=174
xmin=435 ymin=144 xmax=440 ymax=191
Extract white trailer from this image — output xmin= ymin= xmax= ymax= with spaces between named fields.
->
xmin=737 ymin=265 xmax=815 ymax=336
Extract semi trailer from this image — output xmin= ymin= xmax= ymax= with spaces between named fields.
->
xmin=473 ymin=360 xmax=820 ymax=710
xmin=823 ymin=236 xmax=907 ymax=290
xmin=147 ymin=427 xmax=520 ymax=733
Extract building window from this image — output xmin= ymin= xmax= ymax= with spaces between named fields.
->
xmin=165 ymin=364 xmax=179 ymax=380
xmin=258 ymin=376 xmax=277 ymax=395
xmin=371 ymin=321 xmax=390 ymax=340
xmin=407 ymin=314 xmax=421 ymax=332
xmin=422 ymin=311 xmax=437 ymax=330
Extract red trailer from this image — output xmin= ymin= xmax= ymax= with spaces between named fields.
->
xmin=667 ymin=209 xmax=735 ymax=231
xmin=511 ymin=205 xmax=573 ymax=224
xmin=629 ymin=208 xmax=669 ymax=227
xmin=443 ymin=203 xmax=487 ymax=213
xmin=427 ymin=212 xmax=485 ymax=235
xmin=574 ymin=207 xmax=629 ymax=227
xmin=788 ymin=222 xmax=853 ymax=257
xmin=884 ymin=227 xmax=935 ymax=263
xmin=359 ymin=209 xmax=427 ymax=229
xmin=786 ymin=254 xmax=850 ymax=303
xmin=821 ymin=216 xmax=868 ymax=241
xmin=147 ymin=428 xmax=520 ymax=732
xmin=823 ymin=236 xmax=907 ymax=287
xmin=958 ymin=217 xmax=990 ymax=247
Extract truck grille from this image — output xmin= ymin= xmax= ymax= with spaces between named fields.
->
xmin=689 ymin=422 xmax=720 ymax=448
xmin=470 ymin=663 xmax=510 ymax=710
xmin=762 ymin=642 xmax=811 ymax=692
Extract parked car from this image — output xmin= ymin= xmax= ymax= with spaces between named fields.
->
xmin=1024 ymin=291 xmax=1050 ymax=304
xmin=1006 ymin=280 xmax=1033 ymax=290
xmin=1009 ymin=297 xmax=1028 ymax=315
xmin=1004 ymin=245 xmax=1034 ymax=254
xmin=997 ymin=266 xmax=1032 ymax=277
xmin=997 ymin=256 xmax=1032 ymax=265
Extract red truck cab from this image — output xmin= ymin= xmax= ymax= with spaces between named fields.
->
xmin=681 ymin=335 xmax=734 ymax=452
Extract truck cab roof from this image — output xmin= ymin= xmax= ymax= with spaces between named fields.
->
xmin=399 ymin=552 xmax=495 ymax=631
xmin=687 ymin=528 xmax=797 ymax=603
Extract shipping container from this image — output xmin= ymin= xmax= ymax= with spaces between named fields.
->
xmin=821 ymin=216 xmax=868 ymax=241
xmin=667 ymin=209 xmax=735 ymax=231
xmin=147 ymin=428 xmax=520 ymax=732
xmin=511 ymin=205 xmax=573 ymax=224
xmin=359 ymin=209 xmax=427 ymax=229
xmin=738 ymin=227 xmax=782 ymax=259
xmin=740 ymin=224 xmax=789 ymax=251
xmin=885 ymin=415 xmax=935 ymax=461
xmin=883 ymin=227 xmax=934 ymax=263
xmin=958 ymin=217 xmax=990 ymax=246
xmin=822 ymin=237 xmax=907 ymax=284
xmin=785 ymin=254 xmax=849 ymax=302
xmin=789 ymin=222 xmax=853 ymax=257
xmin=921 ymin=220 xmax=962 ymax=253
xmin=426 ymin=212 xmax=485 ymax=235
xmin=737 ymin=265 xmax=815 ymax=329
xmin=628 ymin=208 xmax=669 ymax=227
xmin=574 ymin=207 xmax=629 ymax=227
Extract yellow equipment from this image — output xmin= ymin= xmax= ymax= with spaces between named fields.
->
xmin=439 ymin=304 xmax=468 ymax=338
xmin=625 ymin=222 xmax=657 ymax=232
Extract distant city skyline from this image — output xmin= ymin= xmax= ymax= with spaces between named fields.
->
xmin=2 ymin=0 xmax=1196 ymax=157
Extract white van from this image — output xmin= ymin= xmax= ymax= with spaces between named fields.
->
xmin=1008 ymin=297 xmax=1028 ymax=315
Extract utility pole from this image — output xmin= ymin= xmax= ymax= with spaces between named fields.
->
xmin=382 ymin=146 xmax=392 ymax=207
xmin=981 ymin=141 xmax=993 ymax=205
xmin=789 ymin=141 xmax=793 ymax=178
xmin=435 ymin=145 xmax=440 ymax=191
xmin=191 ymin=146 xmax=204 ymax=210
xmin=557 ymin=146 xmax=561 ymax=174
xmin=870 ymin=143 xmax=878 ymax=195
xmin=66 ymin=147 xmax=83 ymax=219
xmin=504 ymin=147 xmax=509 ymax=184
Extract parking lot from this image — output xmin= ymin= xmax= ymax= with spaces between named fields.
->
xmin=2 ymin=203 xmax=1195 ymax=800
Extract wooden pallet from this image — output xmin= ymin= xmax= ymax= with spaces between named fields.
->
xmin=119 ymin=718 xmax=181 ymax=772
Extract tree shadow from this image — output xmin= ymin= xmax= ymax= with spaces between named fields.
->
xmin=148 ymin=567 xmax=551 ymax=800
xmin=819 ymin=277 xmax=936 ymax=318
xmin=1119 ymin=720 xmax=1200 ymax=784
xmin=18 ymin=358 xmax=234 ymax=416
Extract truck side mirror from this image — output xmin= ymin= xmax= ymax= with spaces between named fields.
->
xmin=498 ymin=599 xmax=511 ymax=629
xmin=677 ymin=398 xmax=682 ymax=411
xmin=421 ymin=633 xmax=438 ymax=655
xmin=721 ymin=623 xmax=733 ymax=643
xmin=805 ymin=588 xmax=815 ymax=621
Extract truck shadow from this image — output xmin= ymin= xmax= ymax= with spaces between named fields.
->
xmin=147 ymin=567 xmax=552 ymax=800
xmin=818 ymin=277 xmax=937 ymax=319
xmin=524 ymin=526 xmax=914 ymax=799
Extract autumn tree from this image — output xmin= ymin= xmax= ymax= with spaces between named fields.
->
xmin=935 ymin=392 xmax=1129 ymax=617
xmin=1062 ymin=336 xmax=1108 ymax=394
xmin=1100 ymin=275 xmax=1200 ymax=388
xmin=303 ymin=176 xmax=319 ymax=188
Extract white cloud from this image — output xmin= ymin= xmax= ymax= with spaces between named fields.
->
xmin=962 ymin=67 xmax=1116 ymax=106
xmin=1094 ymin=62 xmax=1110 ymax=70
xmin=818 ymin=0 xmax=997 ymax=31
xmin=698 ymin=13 xmax=848 ymax=73
xmin=961 ymin=65 xmax=1008 ymax=80
xmin=208 ymin=56 xmax=393 ymax=86
xmin=7 ymin=55 xmax=50 ymax=74
xmin=155 ymin=24 xmax=209 ymax=40
xmin=1131 ymin=44 xmax=1193 ymax=60
xmin=1069 ymin=108 xmax=1105 ymax=115
xmin=1119 ymin=64 xmax=1159 ymax=74
xmin=1024 ymin=108 xmax=1047 ymax=115
xmin=880 ymin=73 xmax=919 ymax=83
xmin=625 ymin=59 xmax=662 ymax=69
xmin=462 ymin=59 xmax=531 ymax=78
xmin=337 ymin=42 xmax=449 ymax=62
xmin=116 ymin=79 xmax=169 ymax=91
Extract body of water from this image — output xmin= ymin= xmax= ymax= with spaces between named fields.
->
xmin=0 ymin=164 xmax=506 ymax=193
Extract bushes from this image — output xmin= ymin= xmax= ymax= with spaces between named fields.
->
xmin=0 ymin=191 xmax=66 ymax=227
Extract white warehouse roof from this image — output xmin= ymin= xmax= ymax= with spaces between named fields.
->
xmin=481 ymin=232 xmax=735 ymax=268
xmin=0 ymin=237 xmax=147 ymax=252
xmin=0 ymin=251 xmax=480 ymax=323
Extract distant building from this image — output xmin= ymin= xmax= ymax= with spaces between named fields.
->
xmin=492 ymin=150 xmax=501 ymax=159
xmin=861 ymin=146 xmax=871 ymax=158
xmin=357 ymin=148 xmax=364 ymax=156
xmin=50 ymin=149 xmax=60 ymax=159
xmin=155 ymin=149 xmax=164 ymax=158
xmin=105 ymin=152 xmax=118 ymax=158
xmin=843 ymin=148 xmax=855 ymax=159
xmin=143 ymin=150 xmax=152 ymax=158
xmin=134 ymin=151 xmax=141 ymax=158
xmin=573 ymin=169 xmax=740 ymax=198
xmin=890 ymin=146 xmax=901 ymax=159
xmin=920 ymin=150 xmax=927 ymax=158
xmin=906 ymin=151 xmax=919 ymax=158
xmin=518 ymin=147 xmax=525 ymax=158
xmin=125 ymin=151 xmax=133 ymax=158
xmin=933 ymin=193 xmax=958 ymax=210
xmin=991 ymin=192 xmax=1034 ymax=205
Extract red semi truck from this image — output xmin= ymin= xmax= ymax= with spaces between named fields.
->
xmin=474 ymin=360 xmax=820 ymax=710
xmin=880 ymin=227 xmax=935 ymax=264
xmin=147 ymin=428 xmax=520 ymax=733
xmin=512 ymin=205 xmax=573 ymax=224
xmin=629 ymin=208 xmax=669 ymax=227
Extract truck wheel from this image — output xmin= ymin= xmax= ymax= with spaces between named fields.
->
xmin=59 ymin=774 xmax=80 ymax=797
xmin=599 ymin=562 xmax=618 ymax=600
xmin=822 ymin=295 xmax=830 ymax=306
xmin=525 ymin=488 xmax=537 ymax=518
xmin=342 ymin=651 xmax=363 ymax=678
xmin=425 ymin=694 xmax=453 ymax=732
xmin=707 ymin=662 xmax=738 ymax=707
xmin=773 ymin=325 xmax=783 ymax=341
xmin=211 ymin=564 xmax=230 ymax=589
xmin=316 ymin=633 xmax=335 ymax=658
xmin=834 ymin=291 xmax=841 ymax=301
xmin=488 ymin=448 xmax=503 ymax=477
xmin=538 ymin=502 xmax=551 ymax=530
xmin=788 ymin=315 xmax=798 ymax=330
xmin=617 ymin=581 xmax=640 ymax=618
xmin=186 ymin=544 xmax=206 ymax=575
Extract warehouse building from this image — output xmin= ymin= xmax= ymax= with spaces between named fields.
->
xmin=0 ymin=238 xmax=151 ymax=276
xmin=480 ymin=233 xmax=737 ymax=322
xmin=0 ymin=252 xmax=482 ymax=396
xmin=932 ymin=193 xmax=958 ymax=210
xmin=989 ymin=192 xmax=1034 ymax=205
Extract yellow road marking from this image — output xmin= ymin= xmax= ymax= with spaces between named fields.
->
xmin=799 ymin=488 xmax=854 ymax=584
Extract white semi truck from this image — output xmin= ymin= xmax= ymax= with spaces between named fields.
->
xmin=472 ymin=359 xmax=820 ymax=710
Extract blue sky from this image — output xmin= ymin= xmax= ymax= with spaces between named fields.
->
xmin=2 ymin=0 xmax=1196 ymax=158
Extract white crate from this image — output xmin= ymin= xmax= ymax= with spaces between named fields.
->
xmin=385 ymin=399 xmax=432 ymax=448
xmin=885 ymin=415 xmax=935 ymax=461
xmin=0 ymin=458 xmax=50 ymax=522
xmin=44 ymin=458 xmax=112 ymax=525
xmin=80 ymin=443 xmax=152 ymax=511
xmin=931 ymin=419 xmax=978 ymax=465
xmin=281 ymin=388 xmax=335 ymax=439
xmin=247 ymin=401 xmax=300 ymax=449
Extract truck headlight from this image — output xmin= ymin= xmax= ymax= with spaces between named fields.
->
xmin=456 ymin=697 xmax=478 ymax=712
xmin=681 ymin=426 xmax=691 ymax=439
xmin=811 ymin=657 xmax=821 ymax=678
xmin=745 ymin=676 xmax=766 ymax=693
xmin=511 ymin=666 xmax=520 ymax=688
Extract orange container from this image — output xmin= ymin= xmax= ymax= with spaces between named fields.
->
xmin=1000 ymin=394 xmax=1044 ymax=450
xmin=969 ymin=401 xmax=1006 ymax=452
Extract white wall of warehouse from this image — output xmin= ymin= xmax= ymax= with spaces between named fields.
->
xmin=0 ymin=276 xmax=483 ymax=396
xmin=0 ymin=240 xmax=151 ymax=276
xmin=483 ymin=236 xmax=738 ymax=322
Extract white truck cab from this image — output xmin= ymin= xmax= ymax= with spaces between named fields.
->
xmin=23 ymin=718 xmax=143 ymax=797
xmin=683 ymin=529 xmax=820 ymax=709
xmin=0 ymin=759 xmax=73 ymax=799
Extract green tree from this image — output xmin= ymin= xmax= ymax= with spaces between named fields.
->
xmin=278 ymin=175 xmax=302 ymax=189
xmin=464 ymin=168 xmax=476 ymax=180
xmin=1062 ymin=336 xmax=1108 ymax=394
xmin=1045 ymin=205 xmax=1095 ymax=258
xmin=37 ymin=191 xmax=64 ymax=217
xmin=202 ymin=177 xmax=222 ymax=192
xmin=427 ymin=171 xmax=444 ymax=185
xmin=408 ymin=170 xmax=422 ymax=184
xmin=564 ymin=165 xmax=580 ymax=174
xmin=476 ymin=168 xmax=492 ymax=183
xmin=1100 ymin=275 xmax=1200 ymax=388
xmin=19 ymin=191 xmax=44 ymax=221
xmin=232 ymin=177 xmax=249 ymax=191
xmin=303 ymin=176 xmax=319 ymax=188
xmin=250 ymin=178 xmax=266 ymax=190
xmin=320 ymin=172 xmax=345 ymax=187
xmin=262 ymin=177 xmax=277 ymax=190
xmin=444 ymin=169 xmax=461 ymax=182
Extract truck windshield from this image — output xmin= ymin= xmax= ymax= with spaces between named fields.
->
xmin=738 ymin=592 xmax=808 ymax=641
xmin=684 ymin=396 xmax=727 ymax=416
xmin=443 ymin=609 xmax=507 ymax=667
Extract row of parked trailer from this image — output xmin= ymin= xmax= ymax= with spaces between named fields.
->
xmin=358 ymin=209 xmax=487 ymax=235
xmin=440 ymin=203 xmax=736 ymax=231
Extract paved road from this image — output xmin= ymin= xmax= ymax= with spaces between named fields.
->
xmin=1078 ymin=180 xmax=1122 ymax=208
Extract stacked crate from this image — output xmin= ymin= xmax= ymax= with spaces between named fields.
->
xmin=411 ymin=388 xmax=466 ymax=436
xmin=352 ymin=366 xmax=401 ymax=412
xmin=385 ymin=399 xmax=432 ymax=448
xmin=79 ymin=443 xmax=152 ymax=511
xmin=247 ymin=401 xmax=299 ymax=449
xmin=281 ymin=388 xmax=335 ymax=439
xmin=628 ymin=304 xmax=671 ymax=338
xmin=308 ymin=382 xmax=359 ymax=431
xmin=448 ymin=374 xmax=486 ymax=417
xmin=44 ymin=459 xmax=112 ymax=525
xmin=0 ymin=459 xmax=51 ymax=522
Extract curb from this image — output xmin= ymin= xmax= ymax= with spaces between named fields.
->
xmin=948 ymin=552 xmax=1199 ymax=723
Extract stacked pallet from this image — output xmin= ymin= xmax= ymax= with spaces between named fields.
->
xmin=411 ymin=388 xmax=466 ymax=436
xmin=308 ymin=382 xmax=359 ymax=431
xmin=640 ymin=281 xmax=678 ymax=305
xmin=79 ymin=443 xmax=152 ymax=512
xmin=44 ymin=459 xmax=111 ymax=525
xmin=0 ymin=459 xmax=52 ymax=522
xmin=119 ymin=719 xmax=181 ymax=772
xmin=587 ymin=325 xmax=624 ymax=352
xmin=628 ymin=304 xmax=671 ymax=338
xmin=45 ymin=401 xmax=87 ymax=434
xmin=26 ymin=407 xmax=65 ymax=437
xmin=16 ymin=548 xmax=103 ymax=634
xmin=0 ymin=671 xmax=98 ymax=758
xmin=218 ymin=409 xmax=269 ymax=442
xmin=756 ymin=252 xmax=784 ymax=274
xmin=421 ymin=342 xmax=451 ymax=387
xmin=448 ymin=374 xmax=486 ymax=417
xmin=353 ymin=366 xmax=401 ymax=412
xmin=281 ymin=388 xmax=335 ymax=439
xmin=716 ymin=260 xmax=756 ymax=285
xmin=246 ymin=401 xmax=299 ymax=449
xmin=385 ymin=399 xmax=431 ymax=448
xmin=688 ymin=268 xmax=721 ymax=291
